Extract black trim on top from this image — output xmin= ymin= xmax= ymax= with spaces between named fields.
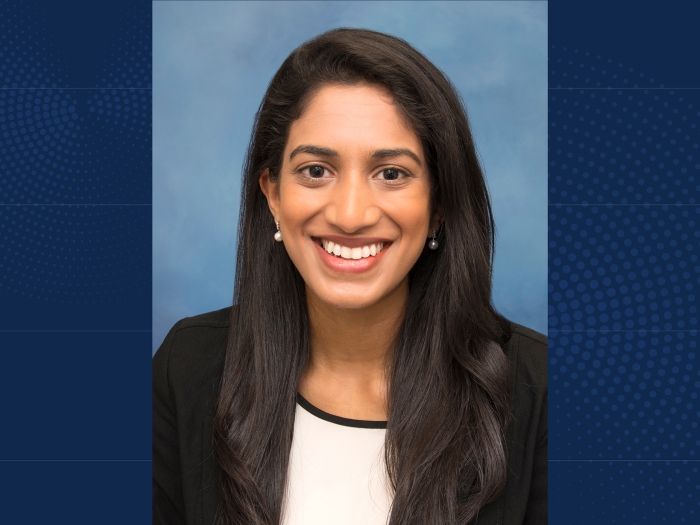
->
xmin=296 ymin=393 xmax=388 ymax=429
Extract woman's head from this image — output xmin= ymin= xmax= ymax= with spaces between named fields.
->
xmin=260 ymin=82 xmax=435 ymax=312
xmin=248 ymin=27 xmax=496 ymax=314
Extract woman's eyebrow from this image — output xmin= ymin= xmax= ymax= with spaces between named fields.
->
xmin=371 ymin=148 xmax=422 ymax=167
xmin=289 ymin=145 xmax=339 ymax=160
xmin=289 ymin=145 xmax=422 ymax=167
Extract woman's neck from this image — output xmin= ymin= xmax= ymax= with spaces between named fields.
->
xmin=298 ymin=278 xmax=408 ymax=421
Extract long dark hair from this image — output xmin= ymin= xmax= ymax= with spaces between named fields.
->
xmin=213 ymin=28 xmax=512 ymax=525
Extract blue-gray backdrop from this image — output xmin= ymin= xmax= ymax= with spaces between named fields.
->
xmin=153 ymin=0 xmax=548 ymax=353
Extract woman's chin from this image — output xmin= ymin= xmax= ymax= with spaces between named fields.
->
xmin=305 ymin=282 xmax=383 ymax=311
xmin=313 ymin=292 xmax=380 ymax=311
xmin=305 ymin=277 xmax=409 ymax=313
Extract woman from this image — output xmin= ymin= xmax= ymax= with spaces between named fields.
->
xmin=153 ymin=28 xmax=547 ymax=525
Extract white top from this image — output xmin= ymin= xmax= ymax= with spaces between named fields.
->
xmin=282 ymin=395 xmax=392 ymax=525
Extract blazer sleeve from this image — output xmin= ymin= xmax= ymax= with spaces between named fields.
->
xmin=523 ymin=389 xmax=547 ymax=524
xmin=153 ymin=321 xmax=186 ymax=525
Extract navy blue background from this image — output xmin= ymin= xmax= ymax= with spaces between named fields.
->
xmin=550 ymin=0 xmax=699 ymax=522
xmin=2 ymin=0 xmax=699 ymax=523
xmin=0 ymin=0 xmax=151 ymax=522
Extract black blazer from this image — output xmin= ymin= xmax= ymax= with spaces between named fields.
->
xmin=153 ymin=307 xmax=548 ymax=525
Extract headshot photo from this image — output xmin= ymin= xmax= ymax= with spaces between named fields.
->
xmin=152 ymin=2 xmax=547 ymax=525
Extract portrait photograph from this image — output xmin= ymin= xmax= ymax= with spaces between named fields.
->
xmin=2 ymin=1 xmax=695 ymax=523
xmin=152 ymin=2 xmax=547 ymax=524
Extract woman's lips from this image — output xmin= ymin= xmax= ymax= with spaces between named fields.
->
xmin=313 ymin=238 xmax=391 ymax=273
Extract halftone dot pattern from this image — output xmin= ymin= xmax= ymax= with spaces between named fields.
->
xmin=0 ymin=2 xmax=151 ymax=91
xmin=549 ymin=205 xmax=698 ymax=333
xmin=0 ymin=1 xmax=151 ymax=311
xmin=0 ymin=2 xmax=62 ymax=89
xmin=0 ymin=205 xmax=150 ymax=302
xmin=1 ymin=88 xmax=151 ymax=204
xmin=2 ymin=2 xmax=151 ymax=520
xmin=550 ymin=330 xmax=698 ymax=459
xmin=550 ymin=461 xmax=699 ymax=523
xmin=550 ymin=47 xmax=659 ymax=89
xmin=550 ymin=89 xmax=698 ymax=205
xmin=549 ymin=44 xmax=699 ymax=521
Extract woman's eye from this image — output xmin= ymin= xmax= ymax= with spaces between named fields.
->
xmin=306 ymin=165 xmax=326 ymax=178
xmin=377 ymin=168 xmax=404 ymax=181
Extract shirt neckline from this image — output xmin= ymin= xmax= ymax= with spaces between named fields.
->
xmin=296 ymin=393 xmax=388 ymax=429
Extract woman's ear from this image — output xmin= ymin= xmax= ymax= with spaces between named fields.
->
xmin=259 ymin=168 xmax=280 ymax=220
xmin=430 ymin=198 xmax=444 ymax=233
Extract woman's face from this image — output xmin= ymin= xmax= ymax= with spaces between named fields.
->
xmin=260 ymin=83 xmax=439 ymax=310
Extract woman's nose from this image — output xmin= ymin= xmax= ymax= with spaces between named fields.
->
xmin=325 ymin=173 xmax=381 ymax=232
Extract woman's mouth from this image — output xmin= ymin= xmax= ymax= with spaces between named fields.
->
xmin=312 ymin=237 xmax=391 ymax=274
xmin=320 ymin=239 xmax=386 ymax=260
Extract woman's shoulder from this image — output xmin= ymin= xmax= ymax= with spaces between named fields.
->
xmin=502 ymin=322 xmax=547 ymax=390
xmin=153 ymin=307 xmax=231 ymax=403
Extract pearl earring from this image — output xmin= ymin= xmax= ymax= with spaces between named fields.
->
xmin=428 ymin=229 xmax=439 ymax=250
xmin=274 ymin=221 xmax=283 ymax=242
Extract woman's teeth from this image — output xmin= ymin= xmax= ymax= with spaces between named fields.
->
xmin=321 ymin=239 xmax=385 ymax=260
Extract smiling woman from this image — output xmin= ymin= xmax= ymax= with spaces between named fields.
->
xmin=261 ymin=84 xmax=437 ymax=312
xmin=153 ymin=28 xmax=547 ymax=525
